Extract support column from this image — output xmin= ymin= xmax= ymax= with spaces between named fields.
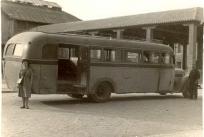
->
xmin=197 ymin=25 xmax=203 ymax=69
xmin=182 ymin=44 xmax=187 ymax=70
xmin=142 ymin=26 xmax=155 ymax=42
xmin=113 ymin=29 xmax=124 ymax=39
xmin=186 ymin=23 xmax=197 ymax=73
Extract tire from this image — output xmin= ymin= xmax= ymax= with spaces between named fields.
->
xmin=67 ymin=94 xmax=84 ymax=99
xmin=88 ymin=82 xmax=112 ymax=103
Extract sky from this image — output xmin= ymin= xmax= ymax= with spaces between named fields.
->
xmin=48 ymin=0 xmax=204 ymax=20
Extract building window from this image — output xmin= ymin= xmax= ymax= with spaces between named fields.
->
xmin=104 ymin=49 xmax=116 ymax=62
xmin=177 ymin=45 xmax=182 ymax=53
xmin=176 ymin=62 xmax=182 ymax=68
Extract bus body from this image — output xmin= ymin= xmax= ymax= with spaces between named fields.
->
xmin=3 ymin=32 xmax=183 ymax=102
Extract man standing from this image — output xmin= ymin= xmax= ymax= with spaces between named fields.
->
xmin=188 ymin=63 xmax=200 ymax=99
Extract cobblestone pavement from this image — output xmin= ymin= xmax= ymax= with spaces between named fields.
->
xmin=2 ymin=91 xmax=202 ymax=137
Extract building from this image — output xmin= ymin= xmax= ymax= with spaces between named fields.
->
xmin=33 ymin=7 xmax=203 ymax=73
xmin=1 ymin=0 xmax=80 ymax=49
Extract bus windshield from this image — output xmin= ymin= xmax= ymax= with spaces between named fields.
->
xmin=5 ymin=43 xmax=24 ymax=57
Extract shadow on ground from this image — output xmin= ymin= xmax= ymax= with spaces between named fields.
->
xmin=40 ymin=94 xmax=184 ymax=106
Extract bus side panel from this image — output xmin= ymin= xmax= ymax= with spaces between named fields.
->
xmin=89 ymin=66 xmax=159 ymax=94
xmin=159 ymin=68 xmax=175 ymax=92
xmin=89 ymin=66 xmax=125 ymax=93
xmin=39 ymin=65 xmax=57 ymax=94
xmin=30 ymin=64 xmax=40 ymax=94
xmin=136 ymin=67 xmax=159 ymax=93
xmin=89 ymin=66 xmax=144 ymax=93
xmin=4 ymin=60 xmax=21 ymax=91
xmin=118 ymin=67 xmax=140 ymax=93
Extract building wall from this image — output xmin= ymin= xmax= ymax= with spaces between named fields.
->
xmin=13 ymin=20 xmax=45 ymax=35
xmin=1 ymin=12 xmax=47 ymax=47
xmin=174 ymin=43 xmax=183 ymax=69
xmin=1 ymin=13 xmax=14 ymax=47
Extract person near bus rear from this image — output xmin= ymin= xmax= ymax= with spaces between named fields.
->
xmin=17 ymin=60 xmax=33 ymax=109
xmin=188 ymin=63 xmax=200 ymax=99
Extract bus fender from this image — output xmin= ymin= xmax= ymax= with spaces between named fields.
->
xmin=178 ymin=76 xmax=189 ymax=93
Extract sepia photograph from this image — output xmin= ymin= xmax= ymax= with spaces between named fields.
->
xmin=1 ymin=0 xmax=203 ymax=136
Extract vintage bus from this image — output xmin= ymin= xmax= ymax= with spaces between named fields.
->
xmin=3 ymin=32 xmax=186 ymax=102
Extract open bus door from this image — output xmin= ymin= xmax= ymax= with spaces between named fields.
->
xmin=57 ymin=44 xmax=88 ymax=94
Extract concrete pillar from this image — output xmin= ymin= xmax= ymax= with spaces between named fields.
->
xmin=186 ymin=23 xmax=197 ymax=72
xmin=182 ymin=44 xmax=187 ymax=70
xmin=142 ymin=26 xmax=155 ymax=42
xmin=113 ymin=29 xmax=124 ymax=39
xmin=197 ymin=25 xmax=203 ymax=69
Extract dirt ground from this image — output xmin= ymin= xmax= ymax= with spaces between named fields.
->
xmin=2 ymin=91 xmax=202 ymax=137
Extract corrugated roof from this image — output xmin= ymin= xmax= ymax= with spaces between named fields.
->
xmin=33 ymin=7 xmax=203 ymax=33
xmin=6 ymin=0 xmax=61 ymax=8
xmin=1 ymin=1 xmax=80 ymax=24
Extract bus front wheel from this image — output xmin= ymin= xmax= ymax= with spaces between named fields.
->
xmin=88 ymin=82 xmax=112 ymax=103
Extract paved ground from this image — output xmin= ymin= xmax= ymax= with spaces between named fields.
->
xmin=2 ymin=91 xmax=202 ymax=137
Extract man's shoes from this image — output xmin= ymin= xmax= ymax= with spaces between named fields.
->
xmin=25 ymin=106 xmax=29 ymax=109
xmin=20 ymin=106 xmax=25 ymax=109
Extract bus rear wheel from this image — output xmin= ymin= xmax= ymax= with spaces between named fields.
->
xmin=68 ymin=94 xmax=84 ymax=99
xmin=88 ymin=82 xmax=112 ymax=103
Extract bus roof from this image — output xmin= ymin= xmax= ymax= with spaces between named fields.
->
xmin=6 ymin=31 xmax=173 ymax=52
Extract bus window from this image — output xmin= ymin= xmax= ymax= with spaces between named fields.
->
xmin=126 ymin=51 xmax=140 ymax=63
xmin=42 ymin=44 xmax=57 ymax=59
xmin=70 ymin=48 xmax=78 ymax=65
xmin=143 ymin=51 xmax=160 ymax=64
xmin=90 ymin=49 xmax=101 ymax=61
xmin=151 ymin=53 xmax=160 ymax=64
xmin=104 ymin=49 xmax=116 ymax=62
xmin=143 ymin=51 xmax=150 ymax=63
xmin=58 ymin=46 xmax=79 ymax=65
xmin=5 ymin=44 xmax=15 ymax=56
xmin=161 ymin=53 xmax=171 ymax=64
xmin=13 ymin=44 xmax=24 ymax=57
xmin=58 ymin=47 xmax=69 ymax=59
xmin=58 ymin=47 xmax=78 ymax=58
